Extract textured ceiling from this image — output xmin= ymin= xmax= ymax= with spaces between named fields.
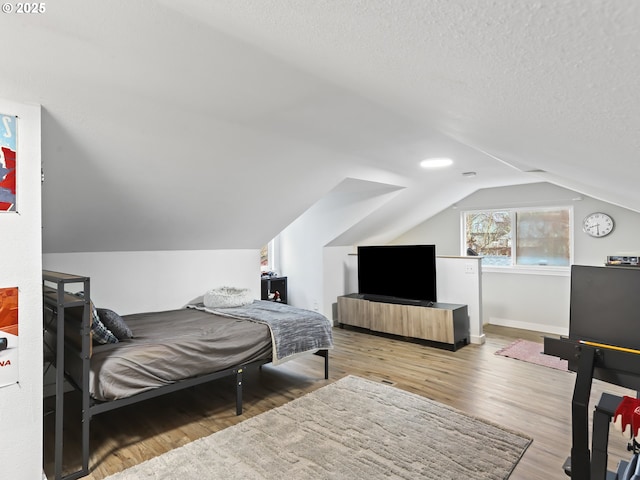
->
xmin=2 ymin=0 xmax=638 ymax=252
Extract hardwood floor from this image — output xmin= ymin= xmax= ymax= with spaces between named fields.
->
xmin=43 ymin=324 xmax=637 ymax=479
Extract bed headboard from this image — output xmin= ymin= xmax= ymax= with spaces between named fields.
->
xmin=43 ymin=279 xmax=93 ymax=389
xmin=43 ymin=290 xmax=92 ymax=355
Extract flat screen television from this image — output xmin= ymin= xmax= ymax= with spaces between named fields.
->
xmin=570 ymin=264 xmax=640 ymax=351
xmin=357 ymin=244 xmax=437 ymax=304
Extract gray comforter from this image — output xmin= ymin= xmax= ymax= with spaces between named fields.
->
xmin=188 ymin=300 xmax=334 ymax=364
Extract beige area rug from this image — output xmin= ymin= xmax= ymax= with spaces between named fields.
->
xmin=495 ymin=339 xmax=569 ymax=371
xmin=105 ymin=375 xmax=532 ymax=480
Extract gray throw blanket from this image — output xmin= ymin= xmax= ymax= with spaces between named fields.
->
xmin=188 ymin=300 xmax=333 ymax=364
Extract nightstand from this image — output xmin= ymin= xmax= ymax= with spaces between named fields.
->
xmin=261 ymin=276 xmax=287 ymax=304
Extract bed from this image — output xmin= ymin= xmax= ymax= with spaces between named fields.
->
xmin=42 ymin=271 xmax=333 ymax=480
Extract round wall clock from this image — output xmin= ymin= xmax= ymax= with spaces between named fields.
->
xmin=582 ymin=212 xmax=614 ymax=238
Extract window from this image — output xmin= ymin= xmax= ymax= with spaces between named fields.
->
xmin=260 ymin=244 xmax=269 ymax=273
xmin=260 ymin=238 xmax=278 ymax=275
xmin=463 ymin=207 xmax=571 ymax=268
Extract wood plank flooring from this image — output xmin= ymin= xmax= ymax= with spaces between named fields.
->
xmin=43 ymin=324 xmax=637 ymax=479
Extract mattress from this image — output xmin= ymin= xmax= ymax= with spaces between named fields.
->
xmin=89 ymin=308 xmax=272 ymax=402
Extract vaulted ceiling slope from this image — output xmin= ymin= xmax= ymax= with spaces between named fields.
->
xmin=3 ymin=1 xmax=638 ymax=253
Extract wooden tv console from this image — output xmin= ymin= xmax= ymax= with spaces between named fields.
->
xmin=337 ymin=294 xmax=469 ymax=351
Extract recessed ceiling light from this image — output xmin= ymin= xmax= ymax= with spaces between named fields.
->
xmin=420 ymin=157 xmax=453 ymax=168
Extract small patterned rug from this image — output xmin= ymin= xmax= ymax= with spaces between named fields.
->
xmin=495 ymin=339 xmax=568 ymax=371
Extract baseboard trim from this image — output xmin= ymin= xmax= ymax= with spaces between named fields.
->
xmin=470 ymin=334 xmax=485 ymax=345
xmin=488 ymin=317 xmax=568 ymax=337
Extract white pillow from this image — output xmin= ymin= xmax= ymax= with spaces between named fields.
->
xmin=203 ymin=286 xmax=253 ymax=308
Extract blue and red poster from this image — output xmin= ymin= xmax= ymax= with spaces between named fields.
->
xmin=0 ymin=114 xmax=17 ymax=212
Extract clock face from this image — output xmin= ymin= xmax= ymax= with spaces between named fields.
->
xmin=582 ymin=212 xmax=614 ymax=237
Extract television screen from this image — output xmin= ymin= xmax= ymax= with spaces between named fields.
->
xmin=357 ymin=245 xmax=437 ymax=303
xmin=570 ymin=264 xmax=640 ymax=350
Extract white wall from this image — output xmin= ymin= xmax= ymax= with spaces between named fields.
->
xmin=0 ymin=100 xmax=42 ymax=480
xmin=279 ymin=224 xmax=323 ymax=312
xmin=322 ymin=246 xmax=354 ymax=321
xmin=483 ymin=270 xmax=569 ymax=335
xmin=279 ymin=177 xmax=402 ymax=315
xmin=436 ymin=256 xmax=483 ymax=343
xmin=42 ymin=250 xmax=261 ymax=315
xmin=395 ymin=182 xmax=640 ymax=335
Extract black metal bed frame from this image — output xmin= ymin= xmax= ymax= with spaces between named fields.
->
xmin=43 ymin=270 xmax=329 ymax=480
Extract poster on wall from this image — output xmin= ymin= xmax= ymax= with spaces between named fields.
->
xmin=0 ymin=287 xmax=18 ymax=387
xmin=0 ymin=114 xmax=17 ymax=212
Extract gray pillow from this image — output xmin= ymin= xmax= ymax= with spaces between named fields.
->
xmin=97 ymin=308 xmax=133 ymax=340
xmin=70 ymin=293 xmax=118 ymax=345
